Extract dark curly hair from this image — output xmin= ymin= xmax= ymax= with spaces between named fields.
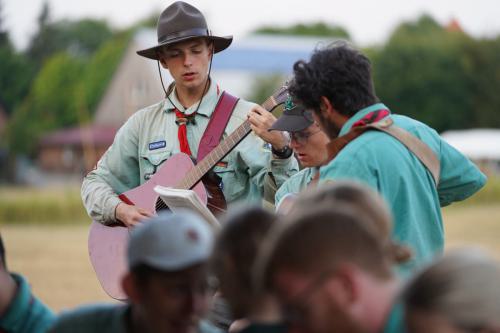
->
xmin=288 ymin=41 xmax=378 ymax=117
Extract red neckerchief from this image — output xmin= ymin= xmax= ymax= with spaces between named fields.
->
xmin=326 ymin=109 xmax=390 ymax=161
xmin=175 ymin=109 xmax=196 ymax=156
xmin=173 ymin=85 xmax=221 ymax=156
xmin=352 ymin=109 xmax=390 ymax=128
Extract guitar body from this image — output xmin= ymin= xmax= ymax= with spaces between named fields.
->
xmin=88 ymin=152 xmax=208 ymax=300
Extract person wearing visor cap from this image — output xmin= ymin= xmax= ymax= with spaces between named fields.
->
xmin=268 ymin=98 xmax=330 ymax=208
xmin=81 ymin=1 xmax=298 ymax=227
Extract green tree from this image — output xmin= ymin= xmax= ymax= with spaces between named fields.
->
xmin=255 ymin=21 xmax=350 ymax=39
xmin=372 ymin=15 xmax=474 ymax=132
xmin=7 ymin=31 xmax=131 ymax=154
xmin=0 ymin=46 xmax=34 ymax=115
xmin=462 ymin=37 xmax=500 ymax=128
xmin=8 ymin=52 xmax=84 ymax=153
xmin=78 ymin=31 xmax=132 ymax=118
xmin=0 ymin=0 xmax=35 ymax=115
xmin=27 ymin=2 xmax=113 ymax=70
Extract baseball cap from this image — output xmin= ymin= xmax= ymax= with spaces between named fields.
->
xmin=269 ymin=100 xmax=314 ymax=132
xmin=127 ymin=210 xmax=214 ymax=271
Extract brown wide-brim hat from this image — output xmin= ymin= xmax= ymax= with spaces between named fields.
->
xmin=137 ymin=1 xmax=233 ymax=60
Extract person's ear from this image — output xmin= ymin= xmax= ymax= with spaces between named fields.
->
xmin=324 ymin=264 xmax=359 ymax=308
xmin=159 ymin=57 xmax=168 ymax=69
xmin=122 ymin=272 xmax=143 ymax=303
xmin=320 ymin=96 xmax=334 ymax=114
xmin=207 ymin=40 xmax=214 ymax=58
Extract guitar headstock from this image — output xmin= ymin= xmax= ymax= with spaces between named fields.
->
xmin=263 ymin=81 xmax=291 ymax=112
xmin=272 ymin=82 xmax=290 ymax=106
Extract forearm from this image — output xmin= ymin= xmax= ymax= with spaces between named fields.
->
xmin=81 ymin=172 xmax=122 ymax=225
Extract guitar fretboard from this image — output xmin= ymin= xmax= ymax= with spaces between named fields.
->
xmin=176 ymin=95 xmax=280 ymax=190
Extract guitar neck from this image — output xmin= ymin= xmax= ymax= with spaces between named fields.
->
xmin=176 ymin=95 xmax=280 ymax=190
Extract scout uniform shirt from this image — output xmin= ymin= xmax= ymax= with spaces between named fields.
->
xmin=275 ymin=167 xmax=317 ymax=205
xmin=319 ymin=103 xmax=487 ymax=275
xmin=82 ymin=81 xmax=298 ymax=223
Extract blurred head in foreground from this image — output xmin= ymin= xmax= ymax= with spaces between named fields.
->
xmin=124 ymin=210 xmax=215 ymax=333
xmin=212 ymin=206 xmax=278 ymax=319
xmin=257 ymin=203 xmax=403 ymax=333
xmin=290 ymin=180 xmax=412 ymax=266
xmin=403 ymin=248 xmax=500 ymax=333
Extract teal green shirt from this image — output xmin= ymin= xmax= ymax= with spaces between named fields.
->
xmin=275 ymin=167 xmax=317 ymax=205
xmin=0 ymin=273 xmax=55 ymax=333
xmin=82 ymin=81 xmax=298 ymax=223
xmin=49 ymin=303 xmax=222 ymax=333
xmin=320 ymin=103 xmax=487 ymax=274
xmin=383 ymin=301 xmax=406 ymax=333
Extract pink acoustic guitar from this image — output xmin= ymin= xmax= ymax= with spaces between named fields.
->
xmin=88 ymin=85 xmax=289 ymax=300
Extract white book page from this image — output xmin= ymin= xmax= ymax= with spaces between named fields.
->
xmin=153 ymin=185 xmax=220 ymax=228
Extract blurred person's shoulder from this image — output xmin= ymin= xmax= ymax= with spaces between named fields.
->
xmin=48 ymin=303 xmax=128 ymax=333
xmin=0 ymin=273 xmax=55 ymax=333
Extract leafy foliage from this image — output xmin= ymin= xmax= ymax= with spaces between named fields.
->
xmin=27 ymin=2 xmax=113 ymax=70
xmin=7 ymin=53 xmax=84 ymax=153
xmin=462 ymin=37 xmax=500 ymax=128
xmin=79 ymin=31 xmax=132 ymax=117
xmin=7 ymin=31 xmax=131 ymax=154
xmin=255 ymin=21 xmax=350 ymax=39
xmin=372 ymin=15 xmax=482 ymax=132
xmin=0 ymin=42 xmax=35 ymax=115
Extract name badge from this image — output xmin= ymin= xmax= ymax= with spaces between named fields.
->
xmin=149 ymin=140 xmax=166 ymax=150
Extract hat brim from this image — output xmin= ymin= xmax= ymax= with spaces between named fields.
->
xmin=269 ymin=113 xmax=313 ymax=132
xmin=137 ymin=35 xmax=233 ymax=60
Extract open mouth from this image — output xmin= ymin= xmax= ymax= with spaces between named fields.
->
xmin=182 ymin=72 xmax=196 ymax=80
xmin=296 ymin=153 xmax=308 ymax=160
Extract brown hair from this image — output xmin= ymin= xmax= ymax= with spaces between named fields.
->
xmin=404 ymin=248 xmax=500 ymax=331
xmin=211 ymin=206 xmax=277 ymax=317
xmin=257 ymin=204 xmax=394 ymax=292
xmin=291 ymin=180 xmax=412 ymax=264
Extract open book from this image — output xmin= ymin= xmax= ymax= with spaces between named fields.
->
xmin=153 ymin=185 xmax=220 ymax=228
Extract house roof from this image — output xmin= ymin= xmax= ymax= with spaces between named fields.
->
xmin=134 ymin=29 xmax=339 ymax=74
xmin=40 ymin=125 xmax=117 ymax=147
xmin=441 ymin=129 xmax=500 ymax=160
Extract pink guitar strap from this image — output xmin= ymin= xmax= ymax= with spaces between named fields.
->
xmin=196 ymin=91 xmax=239 ymax=162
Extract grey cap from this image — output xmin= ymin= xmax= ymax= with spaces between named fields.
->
xmin=269 ymin=103 xmax=314 ymax=132
xmin=128 ymin=210 xmax=214 ymax=271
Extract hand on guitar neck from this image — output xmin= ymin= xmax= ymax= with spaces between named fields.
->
xmin=248 ymin=105 xmax=289 ymax=150
xmin=115 ymin=202 xmax=154 ymax=227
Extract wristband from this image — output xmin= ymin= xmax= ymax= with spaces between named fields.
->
xmin=272 ymin=145 xmax=293 ymax=159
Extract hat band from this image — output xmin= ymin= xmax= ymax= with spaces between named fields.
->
xmin=158 ymin=28 xmax=212 ymax=44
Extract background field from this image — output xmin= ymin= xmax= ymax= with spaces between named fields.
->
xmin=1 ymin=186 xmax=499 ymax=312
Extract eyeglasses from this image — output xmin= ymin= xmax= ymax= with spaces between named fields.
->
xmin=288 ymin=127 xmax=322 ymax=145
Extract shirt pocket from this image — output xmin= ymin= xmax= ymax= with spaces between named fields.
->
xmin=212 ymin=158 xmax=245 ymax=202
xmin=140 ymin=150 xmax=172 ymax=182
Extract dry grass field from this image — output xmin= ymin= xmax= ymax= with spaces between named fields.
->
xmin=1 ymin=202 xmax=500 ymax=313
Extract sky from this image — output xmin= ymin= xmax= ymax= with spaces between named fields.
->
xmin=4 ymin=0 xmax=500 ymax=50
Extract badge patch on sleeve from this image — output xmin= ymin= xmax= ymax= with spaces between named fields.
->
xmin=149 ymin=140 xmax=166 ymax=150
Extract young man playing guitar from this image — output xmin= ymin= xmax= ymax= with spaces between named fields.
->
xmin=81 ymin=1 xmax=298 ymax=227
